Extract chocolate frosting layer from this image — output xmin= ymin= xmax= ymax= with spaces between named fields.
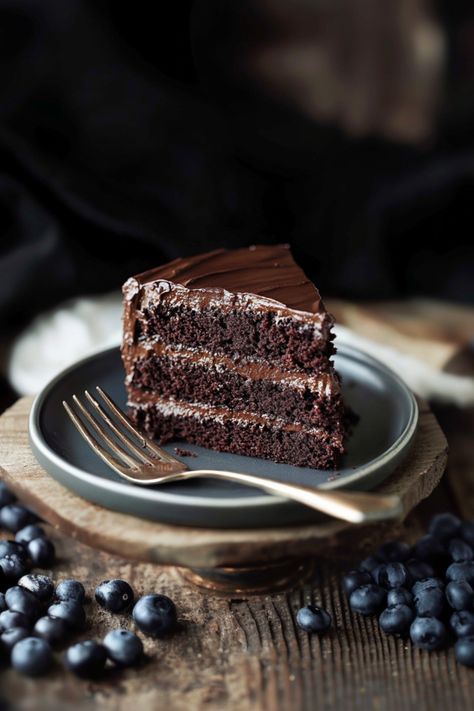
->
xmin=132 ymin=244 xmax=323 ymax=314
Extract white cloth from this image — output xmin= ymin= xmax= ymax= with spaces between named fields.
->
xmin=6 ymin=293 xmax=474 ymax=405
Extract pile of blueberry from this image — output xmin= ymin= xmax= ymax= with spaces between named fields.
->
xmin=342 ymin=512 xmax=474 ymax=667
xmin=0 ymin=482 xmax=177 ymax=678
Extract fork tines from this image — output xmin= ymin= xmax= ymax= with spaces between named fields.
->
xmin=63 ymin=386 xmax=180 ymax=476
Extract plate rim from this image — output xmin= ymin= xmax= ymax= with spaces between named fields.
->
xmin=29 ymin=344 xmax=419 ymax=511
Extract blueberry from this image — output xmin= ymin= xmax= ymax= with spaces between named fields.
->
xmin=387 ymin=587 xmax=413 ymax=607
xmin=103 ymin=628 xmax=144 ymax=667
xmin=18 ymin=574 xmax=54 ymax=603
xmin=377 ymin=541 xmax=411 ymax=563
xmin=349 ymin=585 xmax=386 ymax=616
xmin=446 ymin=561 xmax=474 ymax=586
xmin=56 ymin=579 xmax=86 ymax=604
xmin=0 ymin=505 xmax=35 ymax=533
xmin=0 ymin=540 xmax=27 ymax=560
xmin=455 ymin=636 xmax=474 ymax=667
xmin=15 ymin=525 xmax=46 ymax=546
xmin=27 ymin=538 xmax=55 ymax=568
xmin=446 ymin=581 xmax=474 ymax=611
xmin=410 ymin=616 xmax=447 ymax=651
xmin=412 ymin=535 xmax=446 ymax=564
xmin=448 ymin=538 xmax=473 ymax=563
xmin=428 ymin=512 xmax=461 ymax=541
xmin=413 ymin=587 xmax=445 ymax=618
xmin=359 ymin=555 xmax=380 ymax=574
xmin=375 ymin=562 xmax=410 ymax=589
xmin=11 ymin=637 xmax=52 ymax=676
xmin=412 ymin=578 xmax=444 ymax=596
xmin=48 ymin=601 xmax=85 ymax=631
xmin=5 ymin=586 xmax=41 ymax=622
xmin=34 ymin=616 xmax=69 ymax=647
xmin=0 ymin=609 xmax=30 ymax=631
xmin=0 ymin=592 xmax=6 ymax=613
xmin=0 ymin=554 xmax=29 ymax=584
xmin=342 ymin=570 xmax=372 ymax=597
xmin=379 ymin=604 xmax=414 ymax=635
xmin=132 ymin=594 xmax=177 ymax=637
xmin=450 ymin=610 xmax=474 ymax=638
xmin=65 ymin=640 xmax=107 ymax=679
xmin=460 ymin=521 xmax=474 ymax=548
xmin=95 ymin=579 xmax=134 ymax=613
xmin=296 ymin=605 xmax=332 ymax=634
xmin=405 ymin=559 xmax=435 ymax=583
xmin=0 ymin=482 xmax=16 ymax=508
xmin=1 ymin=626 xmax=29 ymax=652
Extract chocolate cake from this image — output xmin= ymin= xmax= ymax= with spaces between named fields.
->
xmin=122 ymin=245 xmax=347 ymax=468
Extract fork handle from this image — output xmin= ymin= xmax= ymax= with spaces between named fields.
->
xmin=179 ymin=469 xmax=402 ymax=523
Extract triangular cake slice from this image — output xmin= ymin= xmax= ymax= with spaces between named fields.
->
xmin=122 ymin=245 xmax=346 ymax=469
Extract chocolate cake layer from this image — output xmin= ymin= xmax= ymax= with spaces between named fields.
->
xmin=129 ymin=398 xmax=345 ymax=469
xmin=129 ymin=353 xmax=343 ymax=428
xmin=122 ymin=244 xmax=348 ymax=470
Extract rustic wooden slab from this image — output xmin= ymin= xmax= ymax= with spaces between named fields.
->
xmin=0 ymin=397 xmax=447 ymax=571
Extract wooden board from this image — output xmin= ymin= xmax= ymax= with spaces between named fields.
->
xmin=0 ymin=396 xmax=447 ymax=570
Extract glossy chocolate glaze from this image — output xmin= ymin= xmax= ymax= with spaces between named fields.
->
xmin=130 ymin=244 xmax=323 ymax=314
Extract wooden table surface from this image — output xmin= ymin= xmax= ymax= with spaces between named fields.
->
xmin=0 ymin=301 xmax=473 ymax=711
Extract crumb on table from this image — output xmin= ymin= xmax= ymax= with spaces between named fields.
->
xmin=174 ymin=447 xmax=197 ymax=458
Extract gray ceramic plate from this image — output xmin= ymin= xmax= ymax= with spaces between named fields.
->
xmin=29 ymin=345 xmax=418 ymax=529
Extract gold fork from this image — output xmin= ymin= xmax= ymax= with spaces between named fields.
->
xmin=62 ymin=387 xmax=402 ymax=524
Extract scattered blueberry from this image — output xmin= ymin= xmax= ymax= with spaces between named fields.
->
xmin=15 ymin=525 xmax=46 ymax=546
xmin=349 ymin=585 xmax=386 ymax=616
xmin=375 ymin=562 xmax=410 ymax=589
xmin=405 ymin=559 xmax=435 ymax=583
xmin=0 ymin=540 xmax=27 ymax=560
xmin=0 ymin=554 xmax=28 ymax=584
xmin=5 ymin=586 xmax=41 ymax=622
xmin=342 ymin=570 xmax=372 ymax=597
xmin=377 ymin=541 xmax=411 ymax=562
xmin=446 ymin=581 xmax=474 ymax=611
xmin=95 ymin=579 xmax=134 ymax=613
xmin=412 ymin=578 xmax=444 ymax=596
xmin=48 ymin=601 xmax=85 ymax=631
xmin=446 ymin=561 xmax=474 ymax=586
xmin=132 ymin=594 xmax=177 ymax=637
xmin=428 ymin=512 xmax=461 ymax=541
xmin=0 ymin=593 xmax=6 ymax=613
xmin=11 ymin=637 xmax=52 ymax=676
xmin=450 ymin=610 xmax=474 ymax=638
xmin=358 ymin=555 xmax=380 ymax=574
xmin=296 ymin=605 xmax=332 ymax=634
xmin=1 ymin=627 xmax=29 ymax=652
xmin=103 ymin=628 xmax=144 ymax=667
xmin=34 ymin=616 xmax=69 ymax=647
xmin=387 ymin=587 xmax=413 ymax=607
xmin=410 ymin=616 xmax=447 ymax=651
xmin=65 ymin=640 xmax=107 ymax=679
xmin=379 ymin=604 xmax=414 ymax=635
xmin=413 ymin=586 xmax=445 ymax=618
xmin=455 ymin=636 xmax=474 ymax=668
xmin=0 ymin=505 xmax=35 ymax=533
xmin=448 ymin=538 xmax=474 ymax=563
xmin=0 ymin=609 xmax=30 ymax=632
xmin=18 ymin=574 xmax=54 ymax=603
xmin=27 ymin=538 xmax=55 ymax=568
xmin=460 ymin=521 xmax=474 ymax=548
xmin=0 ymin=482 xmax=16 ymax=508
xmin=56 ymin=579 xmax=86 ymax=605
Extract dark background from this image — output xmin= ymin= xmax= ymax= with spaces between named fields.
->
xmin=1 ymin=0 xmax=473 ymax=339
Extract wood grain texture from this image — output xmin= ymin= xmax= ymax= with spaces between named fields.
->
xmin=0 ymin=397 xmax=447 ymax=568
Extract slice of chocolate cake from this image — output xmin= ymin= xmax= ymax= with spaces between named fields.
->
xmin=122 ymin=245 xmax=346 ymax=468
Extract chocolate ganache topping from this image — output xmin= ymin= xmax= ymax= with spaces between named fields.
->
xmin=132 ymin=244 xmax=324 ymax=315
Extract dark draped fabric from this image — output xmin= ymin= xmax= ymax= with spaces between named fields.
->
xmin=0 ymin=0 xmax=473 ymax=336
